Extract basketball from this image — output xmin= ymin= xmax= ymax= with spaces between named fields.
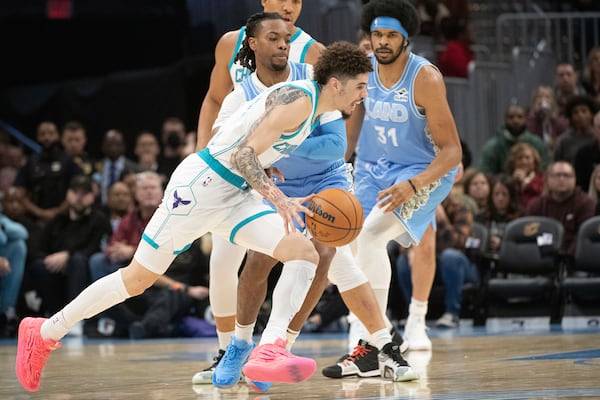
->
xmin=305 ymin=188 xmax=364 ymax=247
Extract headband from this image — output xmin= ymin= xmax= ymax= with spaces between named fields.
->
xmin=370 ymin=16 xmax=409 ymax=38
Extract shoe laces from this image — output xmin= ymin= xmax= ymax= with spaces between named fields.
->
xmin=256 ymin=342 xmax=293 ymax=362
xmin=344 ymin=344 xmax=371 ymax=364
xmin=29 ymin=338 xmax=60 ymax=375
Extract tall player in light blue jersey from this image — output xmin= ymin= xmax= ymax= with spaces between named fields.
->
xmin=15 ymin=41 xmax=372 ymax=393
xmin=326 ymin=0 xmax=463 ymax=375
xmin=195 ymin=0 xmax=323 ymax=150
xmin=193 ymin=13 xmax=417 ymax=391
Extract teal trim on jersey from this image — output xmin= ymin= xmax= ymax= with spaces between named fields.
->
xmin=299 ymin=38 xmax=315 ymax=63
xmin=278 ymin=83 xmax=315 ymax=140
xmin=173 ymin=243 xmax=192 ymax=255
xmin=197 ymin=149 xmax=249 ymax=190
xmin=142 ymin=233 xmax=159 ymax=249
xmin=290 ymin=27 xmax=302 ymax=42
xmin=229 ymin=210 xmax=277 ymax=243
xmin=228 ymin=27 xmax=246 ymax=70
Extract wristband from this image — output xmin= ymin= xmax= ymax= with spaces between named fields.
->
xmin=407 ymin=179 xmax=418 ymax=194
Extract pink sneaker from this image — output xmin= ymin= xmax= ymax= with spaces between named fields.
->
xmin=242 ymin=338 xmax=316 ymax=384
xmin=15 ymin=317 xmax=62 ymax=392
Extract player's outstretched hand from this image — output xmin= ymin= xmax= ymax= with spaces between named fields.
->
xmin=376 ymin=182 xmax=414 ymax=213
xmin=276 ymin=194 xmax=315 ymax=234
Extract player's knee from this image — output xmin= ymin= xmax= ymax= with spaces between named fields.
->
xmin=120 ymin=263 xmax=159 ymax=296
xmin=314 ymin=241 xmax=337 ymax=265
xmin=274 ymin=233 xmax=319 ymax=264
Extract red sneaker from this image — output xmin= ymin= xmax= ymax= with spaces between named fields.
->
xmin=15 ymin=318 xmax=62 ymax=392
xmin=242 ymin=338 xmax=316 ymax=384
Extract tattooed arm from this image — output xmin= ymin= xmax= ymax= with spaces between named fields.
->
xmin=231 ymin=86 xmax=313 ymax=232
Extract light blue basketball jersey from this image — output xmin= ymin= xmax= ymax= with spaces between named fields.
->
xmin=357 ymin=53 xmax=433 ymax=168
xmin=229 ymin=27 xmax=315 ymax=88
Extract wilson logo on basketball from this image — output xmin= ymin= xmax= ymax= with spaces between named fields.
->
xmin=308 ymin=202 xmax=335 ymax=223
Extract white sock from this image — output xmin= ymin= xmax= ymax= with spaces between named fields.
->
xmin=286 ymin=328 xmax=300 ymax=351
xmin=260 ymin=260 xmax=316 ymax=346
xmin=235 ymin=321 xmax=255 ymax=343
xmin=369 ymin=328 xmax=392 ymax=350
xmin=217 ymin=329 xmax=234 ymax=350
xmin=408 ymin=297 xmax=428 ymax=322
xmin=41 ymin=270 xmax=130 ymax=341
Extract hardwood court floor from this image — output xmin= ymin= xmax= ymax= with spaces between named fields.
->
xmin=1 ymin=317 xmax=599 ymax=399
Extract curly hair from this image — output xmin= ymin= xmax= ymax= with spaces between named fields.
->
xmin=359 ymin=0 xmax=420 ymax=37
xmin=235 ymin=12 xmax=285 ymax=72
xmin=313 ymin=41 xmax=373 ymax=85
xmin=505 ymin=142 xmax=542 ymax=174
xmin=564 ymin=95 xmax=600 ymax=123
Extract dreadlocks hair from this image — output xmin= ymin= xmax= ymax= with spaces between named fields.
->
xmin=235 ymin=12 xmax=285 ymax=72
xmin=359 ymin=0 xmax=420 ymax=38
xmin=313 ymin=41 xmax=373 ymax=86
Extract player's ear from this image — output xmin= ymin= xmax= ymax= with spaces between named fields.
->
xmin=249 ymin=37 xmax=258 ymax=51
xmin=329 ymin=76 xmax=341 ymax=91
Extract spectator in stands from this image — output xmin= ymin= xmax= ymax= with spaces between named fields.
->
xmin=96 ymin=129 xmax=139 ymax=205
xmin=29 ymin=175 xmax=112 ymax=332
xmin=526 ymin=85 xmax=569 ymax=151
xmin=157 ymin=117 xmax=186 ymax=179
xmin=554 ymin=95 xmax=598 ymax=164
xmin=554 ymin=63 xmax=587 ymax=117
xmin=416 ymin=0 xmax=450 ymax=42
xmin=397 ymin=164 xmax=479 ymax=328
xmin=476 ymin=174 xmax=523 ymax=257
xmin=506 ymin=143 xmax=545 ymax=209
xmin=61 ymin=121 xmax=94 ymax=177
xmin=461 ymin=168 xmax=490 ymax=215
xmin=527 ymin=161 xmax=595 ymax=257
xmin=88 ymin=171 xmax=163 ymax=282
xmin=1 ymin=187 xmax=43 ymax=318
xmin=582 ymin=47 xmax=600 ymax=103
xmin=133 ymin=131 xmax=161 ymax=174
xmin=587 ymin=164 xmax=600 ymax=215
xmin=102 ymin=181 xmax=134 ymax=233
xmin=15 ymin=121 xmax=80 ymax=225
xmin=479 ymin=104 xmax=550 ymax=175
xmin=436 ymin=17 xmax=474 ymax=78
xmin=0 ymin=211 xmax=27 ymax=337
xmin=574 ymin=110 xmax=600 ymax=192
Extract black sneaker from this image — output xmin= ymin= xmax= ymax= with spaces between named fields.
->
xmin=390 ymin=326 xmax=409 ymax=353
xmin=378 ymin=342 xmax=419 ymax=382
xmin=322 ymin=340 xmax=380 ymax=378
xmin=192 ymin=349 xmax=226 ymax=384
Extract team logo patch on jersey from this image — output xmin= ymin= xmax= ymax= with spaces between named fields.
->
xmin=169 ymin=186 xmax=196 ymax=215
xmin=394 ymin=88 xmax=409 ymax=102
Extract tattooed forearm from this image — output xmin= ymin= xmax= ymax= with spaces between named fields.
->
xmin=265 ymin=86 xmax=307 ymax=110
xmin=232 ymin=145 xmax=289 ymax=207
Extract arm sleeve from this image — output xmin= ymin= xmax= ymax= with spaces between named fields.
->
xmin=291 ymin=116 xmax=347 ymax=160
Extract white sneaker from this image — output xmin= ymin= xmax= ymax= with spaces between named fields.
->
xmin=402 ymin=316 xmax=431 ymax=351
xmin=435 ymin=313 xmax=459 ymax=329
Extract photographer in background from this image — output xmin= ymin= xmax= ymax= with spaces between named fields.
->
xmin=157 ymin=117 xmax=187 ymax=180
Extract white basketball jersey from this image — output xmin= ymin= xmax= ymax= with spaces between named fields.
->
xmin=208 ymin=79 xmax=320 ymax=171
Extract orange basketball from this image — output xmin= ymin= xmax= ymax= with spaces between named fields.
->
xmin=305 ymin=188 xmax=364 ymax=247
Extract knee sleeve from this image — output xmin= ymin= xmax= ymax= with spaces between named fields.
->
xmin=328 ymin=245 xmax=368 ymax=292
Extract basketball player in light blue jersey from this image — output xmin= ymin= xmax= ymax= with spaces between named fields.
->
xmin=15 ymin=41 xmax=372 ymax=393
xmin=194 ymin=13 xmax=417 ymax=391
xmin=324 ymin=0 xmax=463 ymax=376
xmin=195 ymin=0 xmax=324 ymax=150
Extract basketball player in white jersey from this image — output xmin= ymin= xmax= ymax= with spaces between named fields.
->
xmin=195 ymin=0 xmax=324 ymax=150
xmin=323 ymin=0 xmax=462 ymax=376
xmin=15 ymin=41 xmax=371 ymax=393
xmin=193 ymin=13 xmax=417 ymax=391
